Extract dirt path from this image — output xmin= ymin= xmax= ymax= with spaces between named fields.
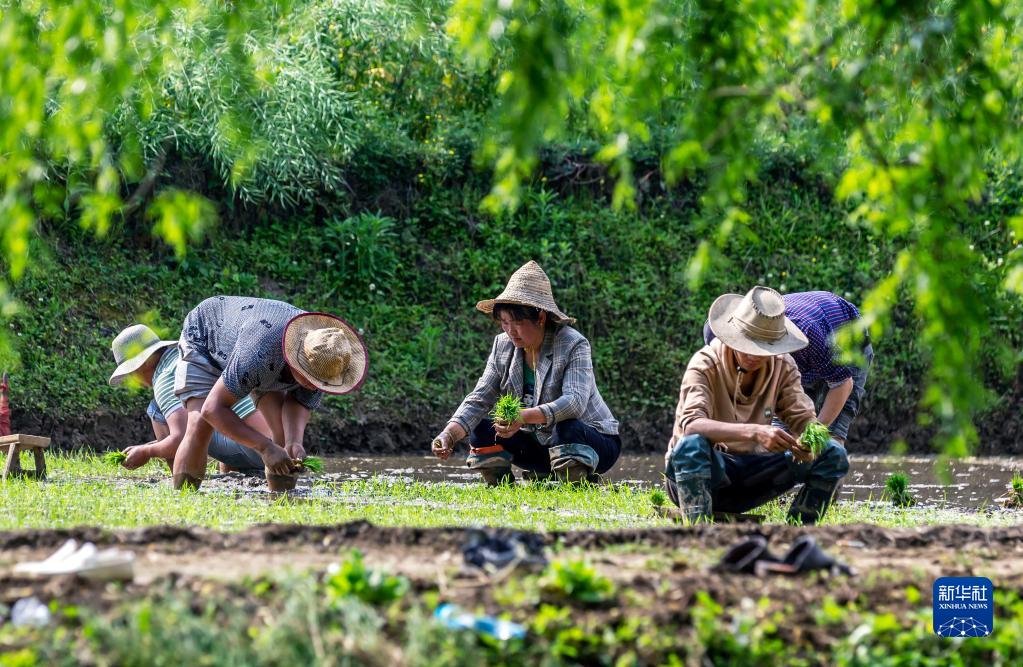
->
xmin=2 ymin=522 xmax=1022 ymax=624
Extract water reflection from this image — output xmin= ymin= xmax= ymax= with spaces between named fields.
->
xmin=317 ymin=454 xmax=1023 ymax=509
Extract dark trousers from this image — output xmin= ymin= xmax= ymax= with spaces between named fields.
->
xmin=665 ymin=434 xmax=849 ymax=514
xmin=469 ymin=418 xmax=622 ymax=474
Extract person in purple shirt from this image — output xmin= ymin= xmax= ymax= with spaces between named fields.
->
xmin=704 ymin=290 xmax=873 ymax=444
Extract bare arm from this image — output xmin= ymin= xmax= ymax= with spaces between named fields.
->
xmin=202 ymin=378 xmax=293 ymax=474
xmin=817 ymin=377 xmax=853 ymax=426
xmin=124 ymin=412 xmax=185 ymax=469
xmin=282 ymin=395 xmax=312 ymax=459
xmin=685 ymin=417 xmax=810 ymax=460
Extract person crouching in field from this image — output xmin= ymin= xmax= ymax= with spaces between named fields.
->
xmin=170 ymin=296 xmax=368 ymax=490
xmin=431 ymin=261 xmax=621 ymax=485
xmin=666 ymin=287 xmax=849 ymax=524
xmin=108 ymin=324 xmax=274 ymax=474
xmin=703 ymin=290 xmax=872 ymax=445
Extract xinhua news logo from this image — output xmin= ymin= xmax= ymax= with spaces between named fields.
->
xmin=933 ymin=577 xmax=993 ymax=638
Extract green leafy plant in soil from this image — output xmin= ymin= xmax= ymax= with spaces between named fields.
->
xmin=324 ymin=549 xmax=409 ymax=605
xmin=649 ymin=487 xmax=667 ymax=507
xmin=800 ymin=422 xmax=830 ymax=457
xmin=540 ymin=559 xmax=615 ymax=606
xmin=491 ymin=393 xmax=523 ymax=426
xmin=884 ymin=472 xmax=916 ymax=507
xmin=102 ymin=451 xmax=127 ymax=466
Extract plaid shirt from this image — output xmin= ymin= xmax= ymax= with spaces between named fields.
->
xmin=449 ymin=325 xmax=619 ymax=442
xmin=785 ymin=291 xmax=861 ymax=387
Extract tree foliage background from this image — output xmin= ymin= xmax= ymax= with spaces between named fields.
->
xmin=1 ymin=0 xmax=1021 ymax=454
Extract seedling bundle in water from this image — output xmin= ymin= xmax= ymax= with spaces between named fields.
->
xmin=800 ymin=422 xmax=830 ymax=457
xmin=1000 ymin=472 xmax=1023 ymax=508
xmin=102 ymin=451 xmax=127 ymax=466
xmin=884 ymin=472 xmax=915 ymax=506
xmin=491 ymin=393 xmax=523 ymax=425
xmin=297 ymin=456 xmax=324 ymax=473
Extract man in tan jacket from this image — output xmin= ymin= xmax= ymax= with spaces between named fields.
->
xmin=665 ymin=286 xmax=849 ymax=524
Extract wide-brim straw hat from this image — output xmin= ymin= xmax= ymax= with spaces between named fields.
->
xmin=475 ymin=260 xmax=575 ymax=324
xmin=708 ymin=286 xmax=808 ymax=356
xmin=282 ymin=312 xmax=368 ymax=395
xmin=109 ymin=324 xmax=177 ymax=386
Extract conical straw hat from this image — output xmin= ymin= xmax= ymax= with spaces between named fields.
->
xmin=476 ymin=261 xmax=575 ymax=324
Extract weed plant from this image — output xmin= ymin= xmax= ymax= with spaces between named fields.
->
xmin=540 ymin=559 xmax=616 ymax=605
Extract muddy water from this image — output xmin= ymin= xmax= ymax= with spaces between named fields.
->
xmin=320 ymin=455 xmax=1023 ymax=509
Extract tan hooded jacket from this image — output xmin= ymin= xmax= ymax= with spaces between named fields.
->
xmin=672 ymin=339 xmax=815 ymax=451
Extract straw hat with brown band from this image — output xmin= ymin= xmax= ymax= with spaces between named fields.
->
xmin=475 ymin=260 xmax=575 ymax=324
xmin=707 ymin=286 xmax=808 ymax=357
xmin=282 ymin=313 xmax=369 ymax=395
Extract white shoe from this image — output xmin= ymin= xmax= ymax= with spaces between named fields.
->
xmin=14 ymin=539 xmax=134 ymax=581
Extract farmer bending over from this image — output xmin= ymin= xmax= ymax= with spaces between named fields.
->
xmin=431 ymin=261 xmax=621 ymax=485
xmin=171 ymin=297 xmax=368 ymax=490
xmin=703 ymin=290 xmax=872 ymax=445
xmin=108 ymin=324 xmax=272 ymax=474
xmin=667 ymin=286 xmax=849 ymax=524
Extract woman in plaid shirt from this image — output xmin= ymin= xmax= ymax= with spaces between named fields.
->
xmin=430 ymin=261 xmax=621 ymax=485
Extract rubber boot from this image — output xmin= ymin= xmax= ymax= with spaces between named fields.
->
xmin=675 ymin=476 xmax=713 ymax=523
xmin=466 ymin=446 xmax=514 ymax=486
xmin=548 ymin=444 xmax=600 ymax=484
xmin=786 ymin=479 xmax=840 ymax=525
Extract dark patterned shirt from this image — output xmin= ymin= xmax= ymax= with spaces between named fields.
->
xmin=182 ymin=296 xmax=322 ymax=410
xmin=784 ymin=291 xmax=861 ymax=387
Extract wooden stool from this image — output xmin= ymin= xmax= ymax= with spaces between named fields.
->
xmin=0 ymin=434 xmax=51 ymax=482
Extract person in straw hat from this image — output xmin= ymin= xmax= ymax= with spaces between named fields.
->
xmin=665 ymin=286 xmax=849 ymax=524
xmin=430 ymin=261 xmax=621 ymax=484
xmin=170 ymin=296 xmax=368 ymax=490
xmin=107 ymin=324 xmax=274 ymax=474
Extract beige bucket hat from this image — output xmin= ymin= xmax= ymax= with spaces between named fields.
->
xmin=708 ymin=286 xmax=808 ymax=356
xmin=109 ymin=324 xmax=177 ymax=386
xmin=282 ymin=312 xmax=368 ymax=395
xmin=475 ymin=260 xmax=576 ymax=324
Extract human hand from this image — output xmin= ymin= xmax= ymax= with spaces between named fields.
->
xmin=494 ymin=417 xmax=523 ymax=439
xmin=789 ymin=443 xmax=814 ymax=464
xmin=664 ymin=436 xmax=676 ymax=467
xmin=751 ymin=424 xmax=800 ymax=454
xmin=431 ymin=432 xmax=454 ymax=460
xmin=261 ymin=444 xmax=296 ymax=475
xmin=122 ymin=445 xmax=152 ymax=470
xmin=285 ymin=442 xmax=306 ymax=461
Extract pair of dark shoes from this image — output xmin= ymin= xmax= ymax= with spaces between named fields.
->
xmin=462 ymin=529 xmax=548 ymax=573
xmin=713 ymin=534 xmax=854 ymax=577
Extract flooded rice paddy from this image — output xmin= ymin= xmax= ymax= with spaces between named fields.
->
xmin=318 ymin=454 xmax=1023 ymax=509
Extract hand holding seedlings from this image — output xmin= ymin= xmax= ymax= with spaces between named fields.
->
xmin=261 ymin=444 xmax=296 ymax=476
xmin=122 ymin=445 xmax=154 ymax=470
xmin=295 ymin=456 xmax=324 ymax=473
xmin=751 ymin=424 xmax=800 ymax=454
xmin=102 ymin=450 xmax=128 ymax=467
xmin=492 ymin=393 xmax=524 ymax=438
xmin=431 ymin=432 xmax=454 ymax=460
xmin=799 ymin=421 xmax=831 ymax=459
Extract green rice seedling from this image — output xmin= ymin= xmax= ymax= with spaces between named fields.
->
xmin=649 ymin=487 xmax=667 ymax=507
xmin=102 ymin=451 xmax=127 ymax=466
xmin=298 ymin=456 xmax=324 ymax=473
xmin=540 ymin=559 xmax=616 ymax=605
xmin=1001 ymin=472 xmax=1023 ymax=508
xmin=884 ymin=472 xmax=915 ymax=506
xmin=491 ymin=393 xmax=523 ymax=425
xmin=800 ymin=422 xmax=830 ymax=457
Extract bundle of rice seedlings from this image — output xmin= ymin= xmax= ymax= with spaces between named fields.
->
xmin=799 ymin=422 xmax=830 ymax=457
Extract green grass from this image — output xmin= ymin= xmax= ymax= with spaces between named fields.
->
xmin=1 ymin=454 xmax=1020 ymax=532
